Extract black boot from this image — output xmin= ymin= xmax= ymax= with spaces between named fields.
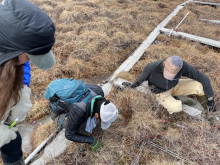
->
xmin=196 ymin=95 xmax=208 ymax=118
xmin=175 ymin=95 xmax=197 ymax=106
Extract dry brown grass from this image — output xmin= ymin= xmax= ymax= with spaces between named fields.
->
xmin=31 ymin=120 xmax=58 ymax=149
xmin=116 ymin=71 xmax=137 ymax=82
xmin=28 ymin=0 xmax=186 ymax=101
xmin=151 ymin=158 xmax=185 ymax=165
xmin=166 ymin=3 xmax=220 ymax=41
xmin=31 ymin=1 xmax=219 ymax=164
xmin=26 ymin=100 xmax=50 ymax=121
xmin=1 ymin=0 xmax=220 ymax=164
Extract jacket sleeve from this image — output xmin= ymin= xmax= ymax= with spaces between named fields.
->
xmin=5 ymin=86 xmax=32 ymax=124
xmin=65 ymin=104 xmax=94 ymax=144
xmin=0 ymin=124 xmax=18 ymax=148
xmin=132 ymin=64 xmax=152 ymax=87
xmin=23 ymin=61 xmax=31 ymax=87
xmin=182 ymin=61 xmax=214 ymax=98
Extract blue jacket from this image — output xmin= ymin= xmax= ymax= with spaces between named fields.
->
xmin=23 ymin=61 xmax=31 ymax=86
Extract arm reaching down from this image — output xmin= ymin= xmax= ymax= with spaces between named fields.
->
xmin=65 ymin=104 xmax=94 ymax=144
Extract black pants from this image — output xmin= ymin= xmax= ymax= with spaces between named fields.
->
xmin=0 ymin=131 xmax=23 ymax=163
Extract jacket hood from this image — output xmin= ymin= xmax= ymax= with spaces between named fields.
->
xmin=0 ymin=0 xmax=55 ymax=64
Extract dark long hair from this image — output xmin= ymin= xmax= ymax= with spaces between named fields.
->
xmin=93 ymin=98 xmax=110 ymax=119
xmin=0 ymin=57 xmax=24 ymax=120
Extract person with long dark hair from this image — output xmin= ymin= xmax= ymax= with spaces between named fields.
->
xmin=0 ymin=0 xmax=56 ymax=164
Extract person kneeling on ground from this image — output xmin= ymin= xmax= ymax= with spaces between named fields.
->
xmin=122 ymin=56 xmax=217 ymax=124
xmin=47 ymin=83 xmax=118 ymax=151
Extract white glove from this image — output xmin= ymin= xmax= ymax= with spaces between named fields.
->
xmin=0 ymin=124 xmax=18 ymax=148
xmin=6 ymin=86 xmax=32 ymax=124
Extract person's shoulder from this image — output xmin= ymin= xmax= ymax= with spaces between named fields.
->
xmin=20 ymin=85 xmax=31 ymax=94
xmin=182 ymin=60 xmax=192 ymax=68
xmin=146 ymin=60 xmax=164 ymax=68
xmin=183 ymin=60 xmax=188 ymax=64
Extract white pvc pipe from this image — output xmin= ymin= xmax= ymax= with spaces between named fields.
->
xmin=169 ymin=11 xmax=190 ymax=36
xmin=192 ymin=1 xmax=220 ymax=7
xmin=175 ymin=11 xmax=190 ymax=29
xmin=25 ymin=133 xmax=55 ymax=164
xmin=201 ymin=19 xmax=220 ymax=24
xmin=161 ymin=27 xmax=220 ymax=48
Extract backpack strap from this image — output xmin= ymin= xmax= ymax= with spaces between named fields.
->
xmin=49 ymin=94 xmax=59 ymax=102
xmin=59 ymin=114 xmax=67 ymax=132
xmin=74 ymin=89 xmax=97 ymax=112
xmin=49 ymin=95 xmax=71 ymax=113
